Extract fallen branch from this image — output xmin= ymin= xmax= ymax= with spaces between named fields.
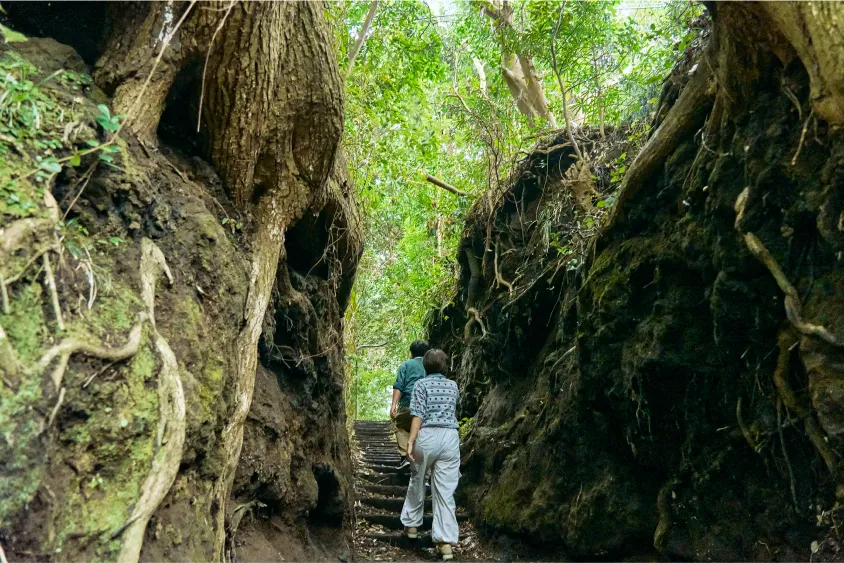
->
xmin=116 ymin=239 xmax=185 ymax=563
xmin=38 ymin=322 xmax=144 ymax=389
xmin=424 ymin=173 xmax=468 ymax=197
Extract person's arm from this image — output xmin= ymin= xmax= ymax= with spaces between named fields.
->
xmin=391 ymin=364 xmax=405 ymax=416
xmin=407 ymin=380 xmax=427 ymax=461
xmin=390 ymin=389 xmax=401 ymax=417
xmin=407 ymin=416 xmax=423 ymax=460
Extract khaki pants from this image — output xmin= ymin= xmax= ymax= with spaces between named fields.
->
xmin=391 ymin=407 xmax=413 ymax=456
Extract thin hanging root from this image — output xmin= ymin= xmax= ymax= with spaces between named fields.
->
xmin=116 ymin=238 xmax=185 ymax=563
xmin=772 ymin=327 xmax=838 ymax=474
xmin=43 ymin=252 xmax=64 ymax=331
xmin=47 ymin=387 xmax=66 ymax=428
xmin=736 ymin=397 xmax=760 ymax=453
xmin=38 ymin=323 xmax=144 ymax=389
xmin=743 ymin=232 xmax=842 ymax=347
xmin=494 ymin=242 xmax=513 ymax=293
xmin=777 ymin=397 xmax=800 ymax=514
xmin=0 ymin=272 xmax=9 ymax=314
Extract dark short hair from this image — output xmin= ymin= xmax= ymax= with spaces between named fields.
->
xmin=423 ymin=349 xmax=449 ymax=375
xmin=410 ymin=340 xmax=430 ymax=358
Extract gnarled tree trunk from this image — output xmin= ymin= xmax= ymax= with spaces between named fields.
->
xmin=94 ymin=2 xmax=345 ymax=560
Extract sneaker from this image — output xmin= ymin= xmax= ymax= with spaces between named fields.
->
xmin=437 ymin=544 xmax=453 ymax=561
xmin=405 ymin=527 xmax=418 ymax=539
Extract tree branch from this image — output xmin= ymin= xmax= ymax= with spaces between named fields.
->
xmin=551 ymin=1 xmax=583 ymax=161
xmin=424 ymin=174 xmax=468 ymax=197
xmin=346 ymin=0 xmax=379 ymax=80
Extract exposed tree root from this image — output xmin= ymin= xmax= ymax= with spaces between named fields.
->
xmin=210 ymin=227 xmax=283 ymax=562
xmin=653 ymin=478 xmax=679 ymax=552
xmin=37 ymin=322 xmax=144 ymax=390
xmin=494 ymin=241 xmax=513 ymax=293
xmin=772 ymin=327 xmax=838 ymax=474
xmin=0 ymin=325 xmax=21 ymax=386
xmin=116 ymin=238 xmax=185 ymax=563
xmin=743 ymin=232 xmax=842 ymax=348
xmin=463 ymin=307 xmax=488 ymax=342
xmin=603 ymin=50 xmax=716 ymax=234
xmin=0 ymin=217 xmax=53 ymax=265
xmin=42 ymin=252 xmax=64 ymax=331
xmin=736 ymin=397 xmax=761 ymax=453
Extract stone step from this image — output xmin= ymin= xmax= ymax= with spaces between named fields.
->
xmin=361 ymin=458 xmax=403 ymax=466
xmin=359 ymin=513 xmax=467 ymax=530
xmin=362 ymin=533 xmax=433 ymax=549
xmin=365 ymin=464 xmax=409 ymax=474
xmin=359 ymin=484 xmax=417 ymax=497
xmin=357 ymin=472 xmax=410 ymax=486
xmin=361 ymin=496 xmax=431 ymax=512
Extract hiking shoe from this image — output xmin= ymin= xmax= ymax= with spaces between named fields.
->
xmin=405 ymin=527 xmax=418 ymax=539
xmin=437 ymin=544 xmax=453 ymax=561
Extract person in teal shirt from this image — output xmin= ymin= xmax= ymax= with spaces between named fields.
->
xmin=390 ymin=340 xmax=429 ymax=466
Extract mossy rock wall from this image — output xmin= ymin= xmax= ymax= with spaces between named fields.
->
xmin=428 ymin=27 xmax=844 ymax=563
xmin=0 ymin=37 xmax=359 ymax=562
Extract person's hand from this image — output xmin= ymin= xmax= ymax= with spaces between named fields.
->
xmin=390 ymin=404 xmax=398 ymax=417
xmin=407 ymin=440 xmax=416 ymax=462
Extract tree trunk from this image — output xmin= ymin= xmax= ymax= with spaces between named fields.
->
xmin=94 ymin=2 xmax=344 ymax=560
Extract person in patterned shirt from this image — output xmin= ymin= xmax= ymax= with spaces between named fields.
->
xmin=400 ymin=349 xmax=460 ymax=561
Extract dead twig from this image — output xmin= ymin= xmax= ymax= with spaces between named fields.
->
xmin=424 ymin=173 xmax=468 ymax=197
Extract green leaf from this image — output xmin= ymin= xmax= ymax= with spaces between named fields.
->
xmin=98 ymin=153 xmax=114 ymax=163
xmin=85 ymin=139 xmax=100 ymax=147
xmin=97 ymin=104 xmax=111 ymax=120
xmin=0 ymin=24 xmax=27 ymax=43
xmin=40 ymin=160 xmax=62 ymax=174
xmin=69 ymin=154 xmax=81 ymax=167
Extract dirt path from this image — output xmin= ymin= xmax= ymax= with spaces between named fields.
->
xmin=351 ymin=421 xmax=490 ymax=562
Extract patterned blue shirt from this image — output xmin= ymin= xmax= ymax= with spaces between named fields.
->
xmin=409 ymin=373 xmax=459 ymax=429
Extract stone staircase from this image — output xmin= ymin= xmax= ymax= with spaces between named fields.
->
xmin=353 ymin=420 xmax=446 ymax=551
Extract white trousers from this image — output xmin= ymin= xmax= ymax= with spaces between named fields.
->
xmin=400 ymin=426 xmax=460 ymax=544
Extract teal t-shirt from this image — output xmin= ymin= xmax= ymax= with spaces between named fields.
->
xmin=393 ymin=357 xmax=426 ymax=408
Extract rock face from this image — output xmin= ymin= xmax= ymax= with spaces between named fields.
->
xmin=427 ymin=12 xmax=844 ymax=561
xmin=0 ymin=36 xmax=360 ymax=561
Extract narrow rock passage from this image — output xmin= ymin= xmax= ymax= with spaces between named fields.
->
xmin=351 ymin=421 xmax=487 ymax=562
